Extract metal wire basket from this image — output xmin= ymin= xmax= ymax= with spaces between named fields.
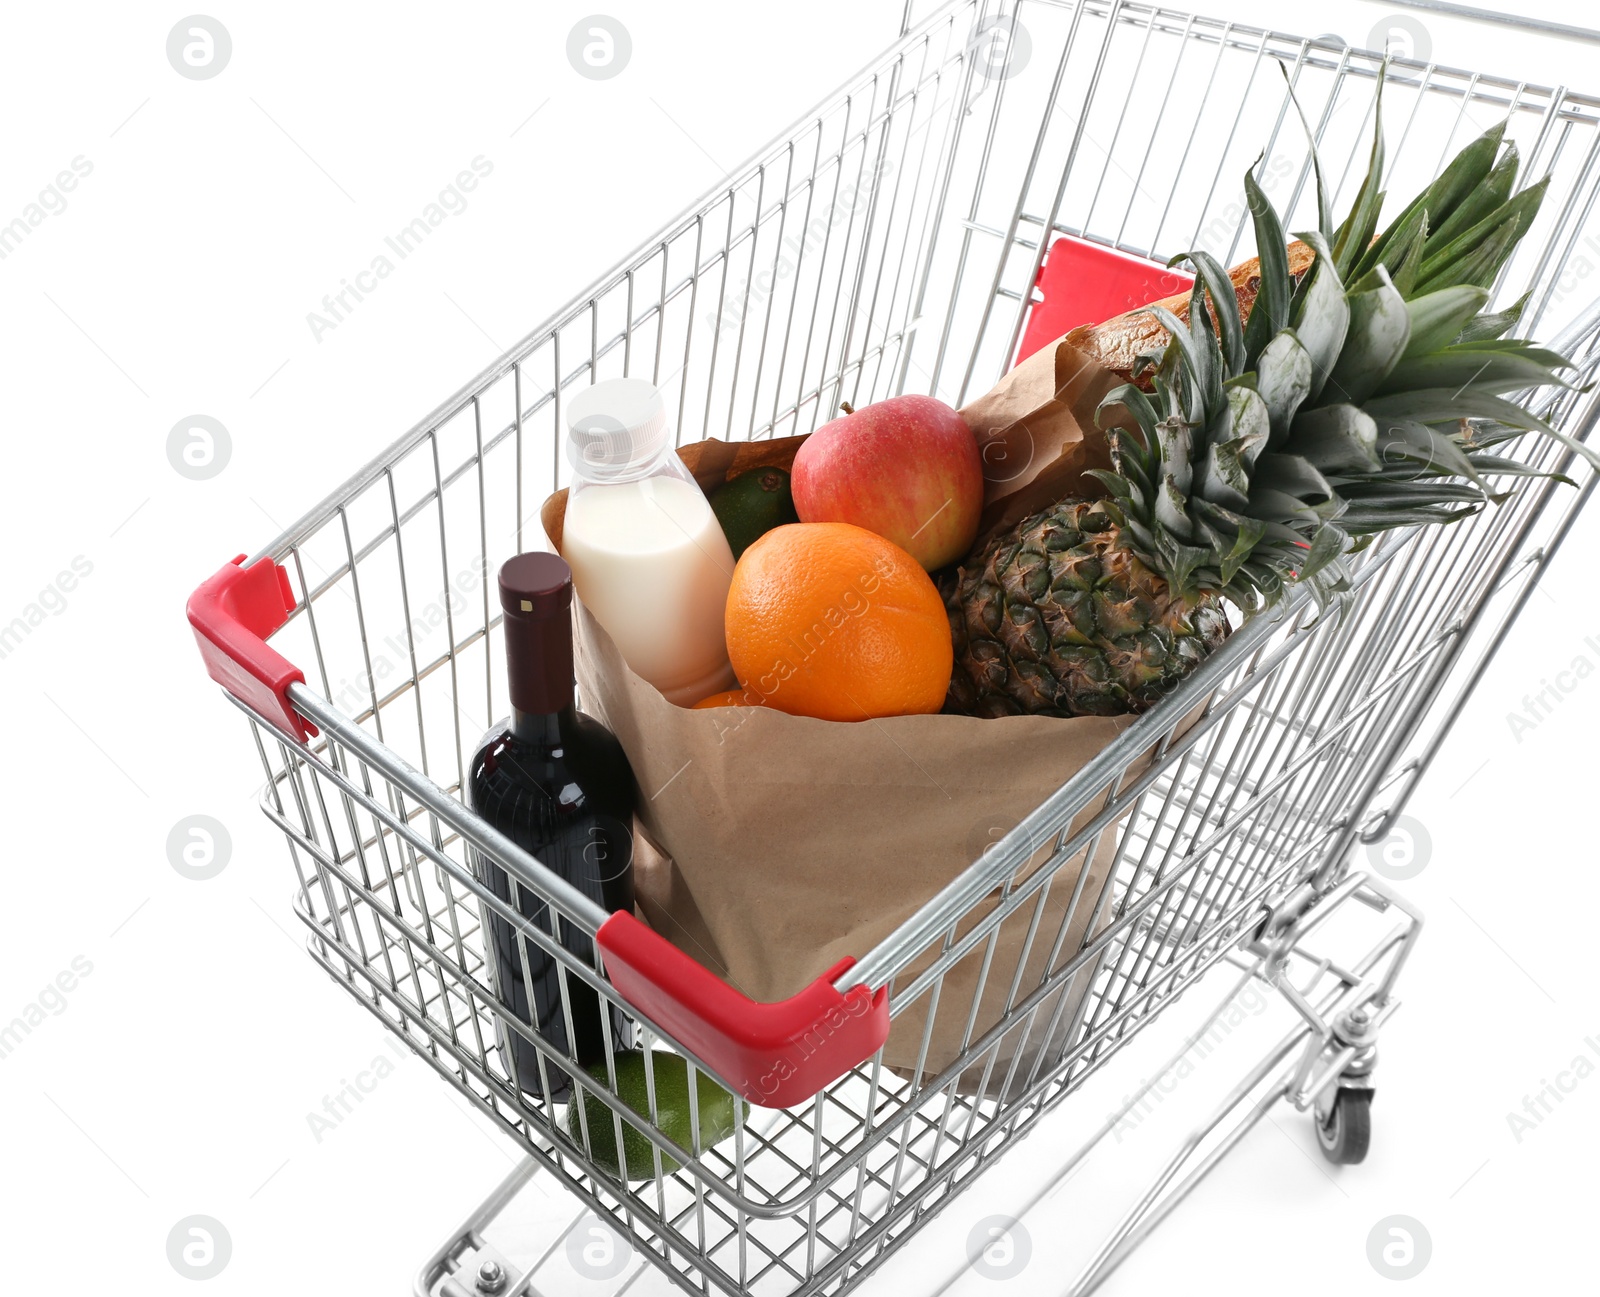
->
xmin=186 ymin=2 xmax=1600 ymax=1294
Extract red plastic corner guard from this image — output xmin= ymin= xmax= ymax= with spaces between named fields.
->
xmin=1015 ymin=234 xmax=1195 ymax=366
xmin=597 ymin=911 xmax=889 ymax=1109
xmin=187 ymin=555 xmax=316 ymax=743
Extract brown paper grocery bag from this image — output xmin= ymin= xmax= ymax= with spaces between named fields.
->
xmin=626 ymin=728 xmax=1121 ymax=1098
xmin=542 ymin=332 xmax=1158 ymax=1100
xmin=884 ymin=829 xmax=1121 ymax=1097
xmin=958 ymin=333 xmax=1134 ymax=545
xmin=571 ymin=599 xmax=1137 ymax=1096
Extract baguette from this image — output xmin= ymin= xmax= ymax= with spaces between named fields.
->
xmin=1064 ymin=240 xmax=1317 ymax=381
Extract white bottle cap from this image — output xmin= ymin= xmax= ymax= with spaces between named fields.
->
xmin=566 ymin=378 xmax=670 ymax=480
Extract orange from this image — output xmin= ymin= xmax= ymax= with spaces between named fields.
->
xmin=724 ymin=522 xmax=952 ymax=722
xmin=691 ymin=687 xmax=768 ymax=709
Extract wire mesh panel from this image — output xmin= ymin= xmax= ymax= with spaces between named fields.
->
xmin=224 ymin=3 xmax=1600 ymax=1295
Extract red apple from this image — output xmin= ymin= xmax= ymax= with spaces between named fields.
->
xmin=791 ymin=395 xmax=983 ymax=570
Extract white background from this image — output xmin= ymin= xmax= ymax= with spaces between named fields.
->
xmin=1 ymin=1 xmax=1597 ymax=1293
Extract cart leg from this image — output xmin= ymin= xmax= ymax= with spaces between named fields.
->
xmin=414 ymin=1158 xmax=539 ymax=1297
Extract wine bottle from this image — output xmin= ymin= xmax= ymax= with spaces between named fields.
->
xmin=468 ymin=551 xmax=636 ymax=1100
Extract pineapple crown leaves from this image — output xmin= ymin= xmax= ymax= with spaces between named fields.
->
xmin=1092 ymin=59 xmax=1595 ymax=617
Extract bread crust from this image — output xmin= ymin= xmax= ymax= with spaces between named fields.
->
xmin=1064 ymin=240 xmax=1317 ymax=379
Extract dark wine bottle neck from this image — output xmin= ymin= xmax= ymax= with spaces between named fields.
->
xmin=503 ymin=602 xmax=576 ymax=716
xmin=510 ymin=707 xmax=573 ymax=745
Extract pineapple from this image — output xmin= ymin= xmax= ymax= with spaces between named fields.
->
xmin=947 ymin=498 xmax=1230 ymax=717
xmin=947 ymin=77 xmax=1595 ymax=719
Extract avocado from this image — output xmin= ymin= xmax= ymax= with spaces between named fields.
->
xmin=710 ymin=467 xmax=799 ymax=559
xmin=566 ymin=1050 xmax=747 ymax=1181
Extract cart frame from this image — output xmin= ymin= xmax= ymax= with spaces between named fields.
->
xmin=187 ymin=2 xmax=1600 ymax=1293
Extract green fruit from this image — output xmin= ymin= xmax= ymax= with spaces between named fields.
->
xmin=566 ymin=1050 xmax=746 ymax=1181
xmin=710 ymin=467 xmax=799 ymax=558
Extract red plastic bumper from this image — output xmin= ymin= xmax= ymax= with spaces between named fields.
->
xmin=1016 ymin=234 xmax=1195 ymax=365
xmin=598 ymin=911 xmax=889 ymax=1108
xmin=186 ymin=555 xmax=315 ymax=742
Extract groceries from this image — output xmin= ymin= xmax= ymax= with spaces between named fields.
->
xmin=709 ymin=466 xmax=798 ymax=558
xmin=790 ymin=393 xmax=983 ymax=571
xmin=552 ymin=387 xmax=982 ymax=720
xmin=724 ymin=522 xmax=952 ymax=721
xmin=566 ymin=1050 xmax=746 ymax=1181
xmin=468 ymin=553 xmax=638 ymax=1100
xmin=528 ymin=76 xmax=1587 ymax=1104
xmin=944 ymin=89 xmax=1594 ymax=720
xmin=562 ymin=379 xmax=737 ymax=705
xmin=542 ymin=83 xmax=1591 ymax=734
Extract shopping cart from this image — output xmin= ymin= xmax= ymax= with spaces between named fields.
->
xmin=186 ymin=2 xmax=1600 ymax=1293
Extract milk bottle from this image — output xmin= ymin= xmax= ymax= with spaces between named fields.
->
xmin=561 ymin=379 xmax=737 ymax=705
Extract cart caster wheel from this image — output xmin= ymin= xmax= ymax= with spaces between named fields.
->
xmin=1316 ymin=1088 xmax=1372 ymax=1164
